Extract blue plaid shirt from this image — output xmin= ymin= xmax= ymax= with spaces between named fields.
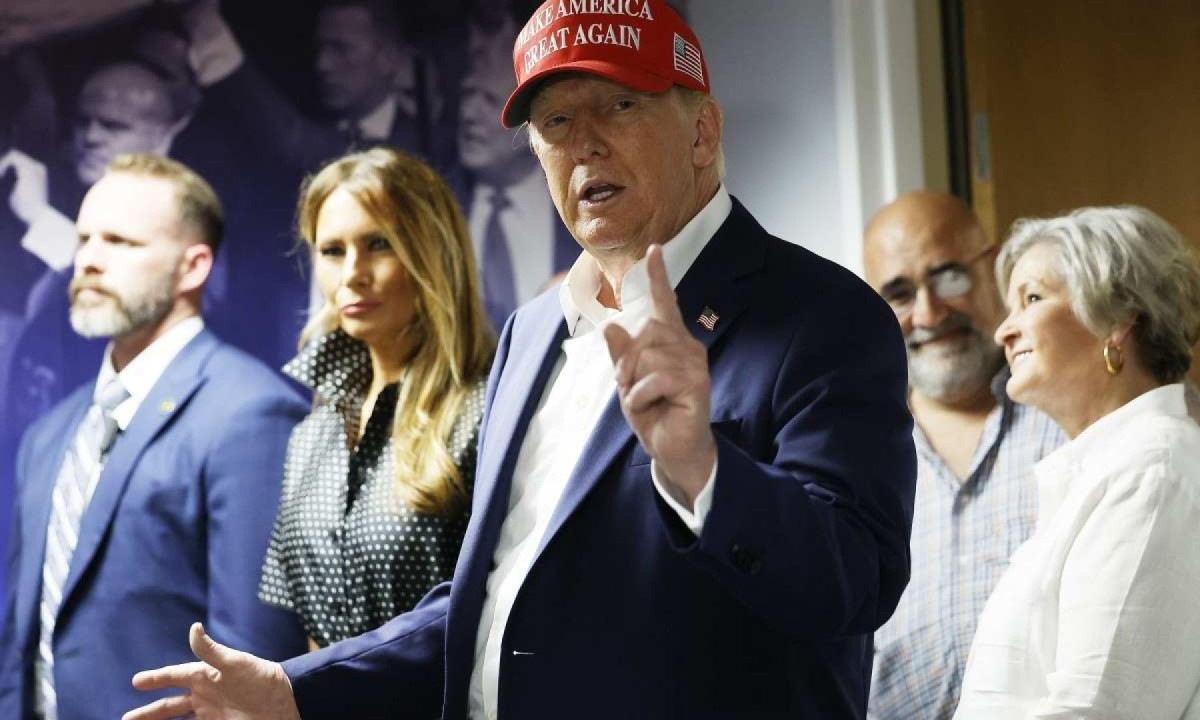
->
xmin=869 ymin=369 xmax=1065 ymax=720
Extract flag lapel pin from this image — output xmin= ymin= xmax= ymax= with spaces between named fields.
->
xmin=697 ymin=306 xmax=719 ymax=331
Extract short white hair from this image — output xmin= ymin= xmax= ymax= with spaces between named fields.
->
xmin=996 ymin=205 xmax=1200 ymax=383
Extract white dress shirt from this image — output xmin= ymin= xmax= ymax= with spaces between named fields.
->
xmin=954 ymin=383 xmax=1200 ymax=720
xmin=467 ymin=187 xmax=732 ymax=720
xmin=353 ymin=94 xmax=398 ymax=142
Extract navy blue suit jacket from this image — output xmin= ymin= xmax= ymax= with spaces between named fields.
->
xmin=284 ymin=199 xmax=916 ymax=719
xmin=0 ymin=329 xmax=308 ymax=720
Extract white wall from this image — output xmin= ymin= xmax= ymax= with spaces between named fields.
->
xmin=690 ymin=0 xmax=844 ymax=266
xmin=689 ymin=0 xmax=925 ymax=274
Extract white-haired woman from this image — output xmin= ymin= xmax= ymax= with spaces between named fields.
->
xmin=954 ymin=206 xmax=1200 ymax=719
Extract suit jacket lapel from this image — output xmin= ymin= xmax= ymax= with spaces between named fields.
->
xmin=534 ymin=393 xmax=630 ymax=558
xmin=58 ymin=331 xmax=216 ymax=614
xmin=445 ymin=299 xmax=569 ymax=686
xmin=672 ymin=199 xmax=763 ymax=350
xmin=468 ymin=308 xmax=570 ymax=551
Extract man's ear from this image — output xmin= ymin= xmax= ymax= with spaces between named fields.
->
xmin=691 ymin=97 xmax=723 ymax=170
xmin=177 ymin=242 xmax=213 ymax=295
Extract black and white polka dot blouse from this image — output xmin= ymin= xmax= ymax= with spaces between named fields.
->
xmin=258 ymin=329 xmax=487 ymax=647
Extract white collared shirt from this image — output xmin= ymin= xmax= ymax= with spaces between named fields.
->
xmin=468 ymin=166 xmax=559 ymax=305
xmin=954 ymin=383 xmax=1200 ymax=719
xmin=84 ymin=317 xmax=205 ymax=501
xmin=467 ymin=187 xmax=732 ymax=720
xmin=353 ymin=94 xmax=398 ymax=142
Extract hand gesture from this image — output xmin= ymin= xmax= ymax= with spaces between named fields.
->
xmin=122 ymin=622 xmax=300 ymax=720
xmin=603 ymin=244 xmax=716 ymax=508
xmin=0 ymin=148 xmax=50 ymax=226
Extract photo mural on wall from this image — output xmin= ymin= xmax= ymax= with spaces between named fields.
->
xmin=0 ymin=0 xmax=690 ymax=608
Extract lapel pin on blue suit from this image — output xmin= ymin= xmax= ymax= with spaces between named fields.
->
xmin=697 ymin=306 xmax=720 ymax=332
xmin=159 ymin=399 xmax=177 ymax=413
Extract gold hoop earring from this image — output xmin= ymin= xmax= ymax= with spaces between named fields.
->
xmin=1103 ymin=340 xmax=1124 ymax=376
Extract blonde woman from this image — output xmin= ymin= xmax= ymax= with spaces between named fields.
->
xmin=258 ymin=148 xmax=494 ymax=648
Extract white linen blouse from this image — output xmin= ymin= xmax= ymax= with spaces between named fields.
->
xmin=954 ymin=383 xmax=1200 ymax=719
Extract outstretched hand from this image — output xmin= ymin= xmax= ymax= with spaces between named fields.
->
xmin=0 ymin=148 xmax=50 ymax=225
xmin=122 ymin=622 xmax=299 ymax=720
xmin=603 ymin=244 xmax=716 ymax=508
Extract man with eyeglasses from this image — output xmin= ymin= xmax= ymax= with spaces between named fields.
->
xmin=862 ymin=190 xmax=1064 ymax=720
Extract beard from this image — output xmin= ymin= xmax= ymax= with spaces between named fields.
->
xmin=69 ymin=271 xmax=176 ymax=339
xmin=906 ymin=313 xmax=1004 ymax=403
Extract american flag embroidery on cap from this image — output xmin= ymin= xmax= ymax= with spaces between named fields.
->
xmin=697 ymin=306 xmax=719 ymax=331
xmin=673 ymin=33 xmax=705 ymax=85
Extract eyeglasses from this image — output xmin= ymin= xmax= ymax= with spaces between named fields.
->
xmin=879 ymin=244 xmax=994 ymax=318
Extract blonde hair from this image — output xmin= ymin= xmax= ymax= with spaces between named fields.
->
xmin=108 ymin=152 xmax=224 ymax=252
xmin=297 ymin=148 xmax=494 ymax=516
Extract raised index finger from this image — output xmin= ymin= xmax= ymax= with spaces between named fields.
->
xmin=646 ymin=244 xmax=683 ymax=324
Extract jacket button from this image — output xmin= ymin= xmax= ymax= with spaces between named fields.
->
xmin=730 ymin=544 xmax=762 ymax=574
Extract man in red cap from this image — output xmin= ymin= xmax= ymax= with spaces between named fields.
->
xmin=123 ymin=1 xmax=916 ymax=718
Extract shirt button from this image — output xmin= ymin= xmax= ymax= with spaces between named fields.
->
xmin=488 ymin=712 xmax=497 ymax=720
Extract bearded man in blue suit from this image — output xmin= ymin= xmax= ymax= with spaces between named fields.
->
xmin=125 ymin=1 xmax=916 ymax=718
xmin=0 ymin=152 xmax=305 ymax=720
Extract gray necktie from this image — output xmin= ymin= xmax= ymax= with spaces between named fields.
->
xmin=35 ymin=377 xmax=128 ymax=720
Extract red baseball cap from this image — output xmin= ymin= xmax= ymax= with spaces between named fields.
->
xmin=501 ymin=0 xmax=710 ymax=128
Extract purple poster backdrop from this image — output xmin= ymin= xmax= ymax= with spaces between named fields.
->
xmin=0 ymin=0 xmax=688 ymax=616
